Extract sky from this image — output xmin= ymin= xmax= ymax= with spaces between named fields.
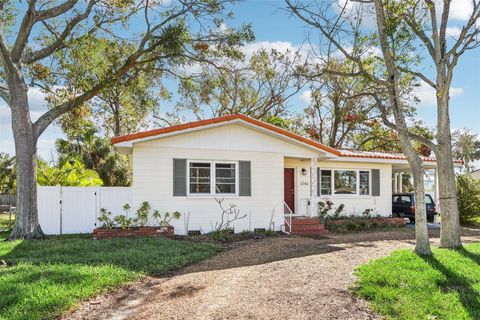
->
xmin=1 ymin=0 xmax=479 ymax=160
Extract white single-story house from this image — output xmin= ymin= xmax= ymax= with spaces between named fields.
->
xmin=112 ymin=114 xmax=462 ymax=235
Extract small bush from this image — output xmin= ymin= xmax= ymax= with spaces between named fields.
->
xmin=113 ymin=215 xmax=133 ymax=229
xmin=207 ymin=230 xmax=233 ymax=242
xmin=326 ymin=216 xmax=403 ymax=233
xmin=318 ymin=200 xmax=345 ymax=223
xmin=456 ymin=174 xmax=480 ymax=225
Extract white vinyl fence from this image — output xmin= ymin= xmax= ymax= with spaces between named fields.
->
xmin=38 ymin=186 xmax=132 ymax=235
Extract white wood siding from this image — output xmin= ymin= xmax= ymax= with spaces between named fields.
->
xmin=131 ymin=124 xmax=394 ymax=234
xmin=132 ymin=125 xmax=321 ymax=234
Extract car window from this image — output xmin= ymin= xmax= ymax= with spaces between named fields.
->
xmin=393 ymin=195 xmax=412 ymax=204
xmin=425 ymin=195 xmax=433 ymax=204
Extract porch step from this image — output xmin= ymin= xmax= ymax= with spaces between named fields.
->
xmin=285 ymin=217 xmax=328 ymax=235
xmin=290 ymin=223 xmax=325 ymax=231
xmin=290 ymin=217 xmax=321 ymax=225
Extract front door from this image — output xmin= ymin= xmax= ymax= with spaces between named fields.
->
xmin=284 ymin=168 xmax=295 ymax=213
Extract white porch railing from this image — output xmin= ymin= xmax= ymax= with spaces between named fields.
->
xmin=283 ymin=201 xmax=293 ymax=234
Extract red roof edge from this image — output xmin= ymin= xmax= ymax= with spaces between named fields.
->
xmin=111 ymin=114 xmax=463 ymax=164
xmin=111 ymin=114 xmax=342 ymax=156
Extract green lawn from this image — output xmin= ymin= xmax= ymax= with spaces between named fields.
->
xmin=0 ymin=229 xmax=218 ymax=320
xmin=355 ymin=242 xmax=480 ymax=319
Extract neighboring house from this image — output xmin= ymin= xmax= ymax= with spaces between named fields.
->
xmin=112 ymin=114 xmax=461 ymax=235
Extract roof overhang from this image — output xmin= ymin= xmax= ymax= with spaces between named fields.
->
xmin=112 ymin=114 xmax=341 ymax=158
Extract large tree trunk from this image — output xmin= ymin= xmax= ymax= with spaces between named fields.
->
xmin=7 ymin=82 xmax=45 ymax=240
xmin=373 ymin=0 xmax=431 ymax=255
xmin=410 ymin=164 xmax=431 ymax=255
xmin=436 ymin=97 xmax=461 ymax=248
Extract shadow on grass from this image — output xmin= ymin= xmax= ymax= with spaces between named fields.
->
xmin=421 ymin=254 xmax=480 ymax=319
xmin=0 ymin=235 xmax=220 ymax=320
xmin=456 ymin=246 xmax=480 ymax=265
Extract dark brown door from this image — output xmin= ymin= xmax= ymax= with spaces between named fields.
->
xmin=284 ymin=168 xmax=295 ymax=213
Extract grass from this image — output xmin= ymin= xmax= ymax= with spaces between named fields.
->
xmin=0 ymin=227 xmax=219 ymax=320
xmin=355 ymin=242 xmax=480 ymax=319
xmin=462 ymin=216 xmax=480 ymax=227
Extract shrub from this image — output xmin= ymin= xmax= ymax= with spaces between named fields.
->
xmin=207 ymin=230 xmax=233 ymax=242
xmin=317 ymin=200 xmax=345 ymax=223
xmin=98 ymin=202 xmax=181 ymax=229
xmin=457 ymin=174 xmax=480 ymax=224
xmin=113 ymin=215 xmax=133 ymax=229
xmin=135 ymin=201 xmax=150 ymax=226
xmin=152 ymin=210 xmax=181 ymax=227
xmin=98 ymin=208 xmax=115 ymax=228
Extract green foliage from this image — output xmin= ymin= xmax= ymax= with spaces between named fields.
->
xmin=55 ymin=36 xmax=162 ymax=137
xmin=172 ymin=48 xmax=302 ymax=122
xmin=99 ymin=202 xmax=181 ymax=229
xmin=362 ymin=208 xmax=373 ymax=219
xmin=355 ymin=243 xmax=480 ymax=319
xmin=456 ymin=175 xmax=480 ymax=224
xmin=37 ymin=158 xmax=103 ymax=187
xmin=207 ymin=229 xmax=234 ymax=242
xmin=113 ymin=215 xmax=133 ymax=229
xmin=0 ymin=233 xmax=218 ymax=320
xmin=0 ymin=153 xmax=15 ymax=194
xmin=98 ymin=208 xmax=116 ymax=229
xmin=353 ymin=120 xmax=434 ymax=156
xmin=135 ymin=201 xmax=151 ymax=227
xmin=55 ymin=122 xmax=130 ymax=186
xmin=152 ymin=210 xmax=181 ymax=227
xmin=325 ymin=217 xmax=400 ymax=233
xmin=317 ymin=200 xmax=345 ymax=223
xmin=452 ymin=129 xmax=480 ymax=173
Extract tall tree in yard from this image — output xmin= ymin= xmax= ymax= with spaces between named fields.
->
xmin=287 ymin=0 xmax=480 ymax=250
xmin=165 ymin=48 xmax=305 ymax=123
xmin=0 ymin=0 xmax=253 ymax=240
xmin=286 ymin=0 xmax=434 ymax=255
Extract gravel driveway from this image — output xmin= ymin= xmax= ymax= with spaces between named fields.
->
xmin=66 ymin=230 xmax=480 ymax=320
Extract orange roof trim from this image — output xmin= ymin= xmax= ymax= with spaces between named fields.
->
xmin=111 ymin=114 xmax=463 ymax=164
xmin=111 ymin=114 xmax=342 ymax=156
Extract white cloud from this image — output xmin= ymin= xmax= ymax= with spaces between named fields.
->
xmin=37 ymin=139 xmax=57 ymax=161
xmin=449 ymin=0 xmax=474 ymax=21
xmin=299 ymin=90 xmax=312 ymax=104
xmin=334 ymin=0 xmax=376 ymax=29
xmin=0 ymin=140 xmax=14 ymax=155
xmin=415 ymin=80 xmax=464 ymax=107
xmin=446 ymin=26 xmax=462 ymax=38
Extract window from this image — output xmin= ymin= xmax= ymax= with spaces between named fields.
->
xmin=425 ymin=195 xmax=433 ymax=204
xmin=188 ymin=161 xmax=238 ymax=196
xmin=320 ymin=170 xmax=332 ymax=195
xmin=189 ymin=162 xmax=211 ymax=194
xmin=319 ymin=169 xmax=371 ymax=196
xmin=334 ymin=170 xmax=357 ymax=194
xmin=393 ymin=195 xmax=412 ymax=204
xmin=215 ymin=163 xmax=236 ymax=194
xmin=359 ymin=171 xmax=370 ymax=195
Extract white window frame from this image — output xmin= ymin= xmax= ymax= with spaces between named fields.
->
xmin=186 ymin=160 xmax=239 ymax=197
xmin=319 ymin=169 xmax=372 ymax=197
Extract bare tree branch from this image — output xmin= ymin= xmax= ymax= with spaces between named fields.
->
xmin=10 ymin=0 xmax=36 ymax=62
xmin=35 ymin=0 xmax=79 ymax=21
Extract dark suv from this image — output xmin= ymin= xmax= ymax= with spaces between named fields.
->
xmin=392 ymin=193 xmax=437 ymax=223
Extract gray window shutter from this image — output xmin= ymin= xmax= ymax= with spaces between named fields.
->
xmin=372 ymin=169 xmax=380 ymax=196
xmin=173 ymin=159 xmax=186 ymax=196
xmin=317 ymin=168 xmax=321 ymax=196
xmin=239 ymin=161 xmax=251 ymax=196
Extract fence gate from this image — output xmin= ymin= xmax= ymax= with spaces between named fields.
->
xmin=37 ymin=186 xmax=132 ymax=235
